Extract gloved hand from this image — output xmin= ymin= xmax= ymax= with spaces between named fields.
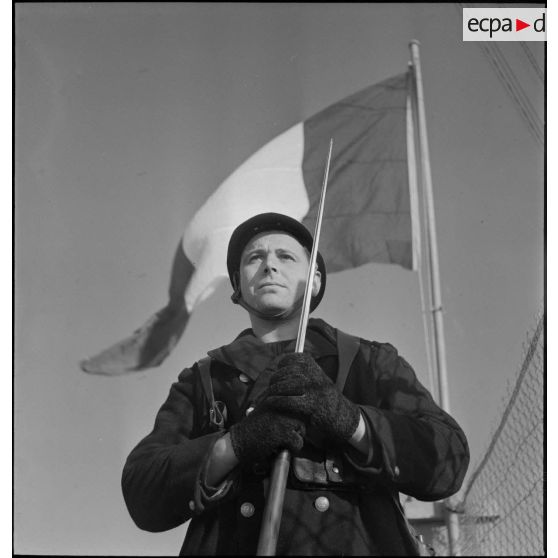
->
xmin=229 ymin=404 xmax=306 ymax=464
xmin=266 ymin=353 xmax=360 ymax=443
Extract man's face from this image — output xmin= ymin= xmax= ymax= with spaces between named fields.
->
xmin=239 ymin=231 xmax=321 ymax=316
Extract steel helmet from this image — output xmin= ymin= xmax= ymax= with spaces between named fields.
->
xmin=226 ymin=212 xmax=327 ymax=313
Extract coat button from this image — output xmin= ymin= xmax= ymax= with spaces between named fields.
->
xmin=332 ymin=465 xmax=340 ymax=474
xmin=188 ymin=500 xmax=195 ymax=511
xmin=240 ymin=502 xmax=255 ymax=517
xmin=239 ymin=373 xmax=250 ymax=383
xmin=245 ymin=406 xmax=255 ymax=416
xmin=314 ymin=496 xmax=330 ymax=512
xmin=394 ymin=465 xmax=400 ymax=477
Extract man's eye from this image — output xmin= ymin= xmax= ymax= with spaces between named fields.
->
xmin=248 ymin=254 xmax=262 ymax=262
xmin=280 ymin=254 xmax=295 ymax=261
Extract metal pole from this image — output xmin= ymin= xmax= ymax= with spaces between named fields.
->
xmin=256 ymin=140 xmax=334 ymax=556
xmin=409 ymin=40 xmax=460 ymax=555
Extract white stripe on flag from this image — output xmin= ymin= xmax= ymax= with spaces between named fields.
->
xmin=181 ymin=123 xmax=309 ymax=311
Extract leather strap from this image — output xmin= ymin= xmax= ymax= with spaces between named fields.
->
xmin=335 ymin=329 xmax=360 ymax=391
xmin=197 ymin=357 xmax=225 ymax=431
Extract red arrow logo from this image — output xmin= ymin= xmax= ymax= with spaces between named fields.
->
xmin=516 ymin=19 xmax=530 ymax=31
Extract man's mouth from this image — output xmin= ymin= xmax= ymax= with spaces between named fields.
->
xmin=258 ymin=282 xmax=285 ymax=290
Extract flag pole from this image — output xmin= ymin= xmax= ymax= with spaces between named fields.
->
xmin=256 ymin=140 xmax=334 ymax=556
xmin=409 ymin=40 xmax=461 ymax=555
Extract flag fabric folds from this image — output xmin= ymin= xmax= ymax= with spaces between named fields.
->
xmin=302 ymin=72 xmax=415 ymax=272
xmin=81 ymin=71 xmax=418 ymax=375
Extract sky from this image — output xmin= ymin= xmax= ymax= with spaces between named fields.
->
xmin=13 ymin=3 xmax=546 ymax=555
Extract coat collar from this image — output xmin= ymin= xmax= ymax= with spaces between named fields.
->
xmin=207 ymin=318 xmax=338 ymax=381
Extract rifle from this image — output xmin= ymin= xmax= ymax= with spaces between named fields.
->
xmin=256 ymin=139 xmax=334 ymax=556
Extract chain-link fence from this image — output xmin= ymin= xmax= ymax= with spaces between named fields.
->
xmin=435 ymin=311 xmax=545 ymax=556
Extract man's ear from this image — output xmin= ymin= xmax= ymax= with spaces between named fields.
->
xmin=312 ymin=267 xmax=322 ymax=297
xmin=231 ymin=271 xmax=242 ymax=304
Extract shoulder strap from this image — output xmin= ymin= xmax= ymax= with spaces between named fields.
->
xmin=197 ymin=357 xmax=226 ymax=431
xmin=336 ymin=329 xmax=360 ymax=391
xmin=198 ymin=357 xmax=215 ymax=406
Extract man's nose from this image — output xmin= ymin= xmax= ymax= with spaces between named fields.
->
xmin=263 ymin=256 xmax=278 ymax=273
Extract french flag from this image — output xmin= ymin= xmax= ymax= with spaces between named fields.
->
xmin=81 ymin=71 xmax=420 ymax=375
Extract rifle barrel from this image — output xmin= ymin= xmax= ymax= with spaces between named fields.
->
xmin=255 ymin=139 xmax=333 ymax=555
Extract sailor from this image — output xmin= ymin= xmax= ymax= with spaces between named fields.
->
xmin=122 ymin=212 xmax=469 ymax=555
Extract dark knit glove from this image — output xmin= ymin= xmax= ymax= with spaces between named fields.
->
xmin=229 ymin=405 xmax=306 ymax=464
xmin=266 ymin=353 xmax=360 ymax=443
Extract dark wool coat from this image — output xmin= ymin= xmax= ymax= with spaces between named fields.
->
xmin=122 ymin=318 xmax=469 ymax=556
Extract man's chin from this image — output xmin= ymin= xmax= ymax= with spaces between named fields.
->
xmin=257 ymin=304 xmax=289 ymax=315
xmin=245 ymin=294 xmax=302 ymax=318
xmin=254 ymin=299 xmax=295 ymax=316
